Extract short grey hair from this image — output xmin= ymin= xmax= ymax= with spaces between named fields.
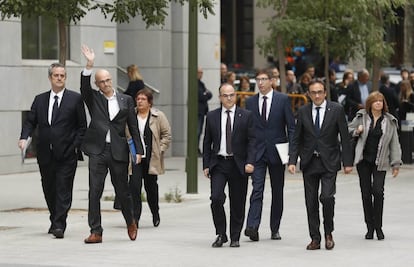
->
xmin=48 ymin=63 xmax=66 ymax=77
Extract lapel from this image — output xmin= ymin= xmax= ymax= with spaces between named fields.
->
xmin=305 ymin=104 xmax=316 ymax=136
xmin=215 ymin=108 xmax=222 ymax=141
xmin=320 ymin=101 xmax=333 ymax=133
xmin=268 ymin=91 xmax=279 ymax=118
xmin=44 ymin=92 xmax=52 ymax=125
xmin=232 ymin=107 xmax=242 ymax=137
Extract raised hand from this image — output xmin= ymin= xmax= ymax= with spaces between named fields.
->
xmin=81 ymin=44 xmax=95 ymax=68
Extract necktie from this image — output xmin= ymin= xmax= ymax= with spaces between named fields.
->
xmin=262 ymin=96 xmax=267 ymax=121
xmin=315 ymin=106 xmax=321 ymax=136
xmin=51 ymin=95 xmax=59 ymax=124
xmin=225 ymin=110 xmax=232 ymax=154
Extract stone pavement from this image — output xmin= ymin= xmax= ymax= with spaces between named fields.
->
xmin=0 ymin=157 xmax=413 ymax=267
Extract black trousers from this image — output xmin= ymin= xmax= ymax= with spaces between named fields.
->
xmin=210 ymin=158 xmax=248 ymax=241
xmin=356 ymin=160 xmax=386 ymax=230
xmin=39 ymin=157 xmax=77 ymax=231
xmin=87 ymin=144 xmax=134 ymax=234
xmin=129 ymin=158 xmax=159 ymax=222
xmin=302 ymin=156 xmax=337 ymax=242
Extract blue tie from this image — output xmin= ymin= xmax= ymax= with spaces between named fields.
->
xmin=315 ymin=107 xmax=321 ymax=136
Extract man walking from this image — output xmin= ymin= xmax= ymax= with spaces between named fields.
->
xmin=203 ymin=83 xmax=256 ymax=248
xmin=80 ymin=45 xmax=143 ymax=243
xmin=244 ymin=69 xmax=295 ymax=241
xmin=288 ymin=80 xmax=353 ymax=250
xmin=18 ymin=63 xmax=87 ymax=239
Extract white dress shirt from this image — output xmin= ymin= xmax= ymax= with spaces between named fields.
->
xmin=218 ymin=105 xmax=236 ymax=156
xmin=48 ymin=89 xmax=65 ymax=125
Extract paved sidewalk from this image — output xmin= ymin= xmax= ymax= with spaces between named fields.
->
xmin=0 ymin=157 xmax=413 ymax=266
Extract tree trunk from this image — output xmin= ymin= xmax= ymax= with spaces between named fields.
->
xmin=277 ymin=34 xmax=286 ymax=93
xmin=324 ymin=36 xmax=330 ymax=100
xmin=58 ymin=19 xmax=67 ymax=65
xmin=372 ymin=57 xmax=381 ymax=92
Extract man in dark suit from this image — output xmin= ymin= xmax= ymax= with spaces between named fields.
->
xmin=345 ymin=69 xmax=372 ymax=121
xmin=203 ymin=83 xmax=256 ymax=248
xmin=288 ymin=80 xmax=353 ymax=250
xmin=244 ymin=69 xmax=295 ymax=241
xmin=80 ymin=45 xmax=143 ymax=244
xmin=18 ymin=63 xmax=87 ymax=239
xmin=198 ymin=67 xmax=212 ymax=155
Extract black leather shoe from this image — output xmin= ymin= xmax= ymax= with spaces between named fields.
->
xmin=52 ymin=229 xmax=64 ymax=239
xmin=212 ymin=235 xmax=228 ymax=247
xmin=365 ymin=228 xmax=374 ymax=239
xmin=376 ymin=228 xmax=385 ymax=240
xmin=271 ymin=231 xmax=281 ymax=240
xmin=230 ymin=240 xmax=240 ymax=247
xmin=48 ymin=227 xmax=54 ymax=234
xmin=244 ymin=227 xmax=259 ymax=241
xmin=153 ymin=213 xmax=160 ymax=227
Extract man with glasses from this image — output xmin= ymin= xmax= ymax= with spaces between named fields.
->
xmin=80 ymin=45 xmax=143 ymax=244
xmin=203 ymin=83 xmax=256 ymax=248
xmin=244 ymin=69 xmax=295 ymax=242
xmin=287 ymin=80 xmax=353 ymax=250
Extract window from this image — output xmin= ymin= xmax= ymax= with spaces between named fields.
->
xmin=21 ymin=15 xmax=70 ymax=60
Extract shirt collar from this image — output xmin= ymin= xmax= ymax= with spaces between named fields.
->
xmin=312 ymin=100 xmax=327 ymax=110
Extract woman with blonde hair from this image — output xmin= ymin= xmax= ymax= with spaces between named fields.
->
xmin=125 ymin=64 xmax=145 ymax=102
xmin=348 ymin=91 xmax=402 ymax=240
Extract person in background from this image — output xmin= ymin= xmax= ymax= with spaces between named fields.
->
xmin=203 ymin=83 xmax=256 ymax=248
xmin=286 ymin=70 xmax=304 ymax=94
xmin=18 ymin=63 xmax=87 ymax=239
xmin=80 ymin=45 xmax=143 ymax=244
xmin=244 ymin=69 xmax=295 ymax=242
xmin=299 ymin=72 xmax=312 ymax=93
xmin=348 ymin=91 xmax=402 ymax=240
xmin=130 ymin=88 xmax=172 ymax=228
xmin=198 ymin=67 xmax=213 ymax=156
xmin=238 ymin=76 xmax=252 ymax=92
xmin=345 ymin=69 xmax=372 ymax=121
xmin=327 ymin=68 xmax=338 ymax=102
xmin=270 ymin=67 xmax=280 ymax=92
xmin=220 ymin=63 xmax=228 ymax=84
xmin=379 ymin=73 xmax=399 ymax=119
xmin=124 ymin=64 xmax=145 ymax=106
xmin=395 ymin=68 xmax=409 ymax=96
xmin=288 ymin=80 xmax=353 ymax=251
xmin=398 ymin=80 xmax=414 ymax=121
xmin=225 ymin=71 xmax=236 ymax=87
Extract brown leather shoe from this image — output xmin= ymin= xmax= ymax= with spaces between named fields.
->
xmin=306 ymin=240 xmax=321 ymax=250
xmin=84 ymin=233 xmax=102 ymax=244
xmin=325 ymin=234 xmax=335 ymax=250
xmin=127 ymin=221 xmax=138 ymax=241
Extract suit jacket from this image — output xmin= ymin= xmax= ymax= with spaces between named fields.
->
xmin=20 ymin=89 xmax=87 ymax=165
xmin=345 ymin=80 xmax=372 ymax=121
xmin=80 ymin=73 xmax=143 ymax=162
xmin=203 ymin=107 xmax=256 ymax=176
xmin=198 ymin=79 xmax=212 ymax=116
xmin=288 ymin=101 xmax=353 ymax=173
xmin=245 ymin=91 xmax=295 ymax=164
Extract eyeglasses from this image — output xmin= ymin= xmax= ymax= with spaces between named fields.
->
xmin=220 ymin=93 xmax=236 ymax=98
xmin=308 ymin=90 xmax=325 ymax=96
xmin=97 ymin=78 xmax=112 ymax=85
xmin=255 ymin=77 xmax=269 ymax=83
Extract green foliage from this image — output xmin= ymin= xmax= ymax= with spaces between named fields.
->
xmin=255 ymin=0 xmax=408 ymax=65
xmin=164 ymin=186 xmax=182 ymax=203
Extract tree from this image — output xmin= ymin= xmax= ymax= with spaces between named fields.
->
xmin=255 ymin=0 xmax=408 ymax=97
xmin=0 ymin=0 xmax=215 ymax=65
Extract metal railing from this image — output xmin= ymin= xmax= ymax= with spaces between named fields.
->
xmin=235 ymin=91 xmax=308 ymax=114
xmin=116 ymin=66 xmax=160 ymax=94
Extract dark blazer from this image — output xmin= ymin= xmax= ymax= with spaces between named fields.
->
xmin=198 ymin=79 xmax=212 ymax=116
xmin=203 ymin=107 xmax=256 ymax=176
xmin=80 ymin=73 xmax=143 ymax=162
xmin=288 ymin=101 xmax=353 ymax=173
xmin=245 ymin=91 xmax=295 ymax=164
xmin=20 ymin=89 xmax=87 ymax=165
xmin=345 ymin=80 xmax=372 ymax=121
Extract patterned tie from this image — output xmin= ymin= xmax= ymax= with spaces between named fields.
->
xmin=315 ymin=106 xmax=321 ymax=136
xmin=225 ymin=110 xmax=232 ymax=154
xmin=51 ymin=95 xmax=59 ymax=125
xmin=262 ymin=96 xmax=267 ymax=121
